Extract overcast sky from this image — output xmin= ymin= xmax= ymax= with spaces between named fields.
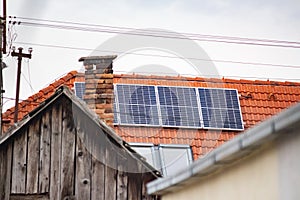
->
xmin=3 ymin=0 xmax=300 ymax=110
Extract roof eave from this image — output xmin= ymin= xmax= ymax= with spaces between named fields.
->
xmin=147 ymin=102 xmax=300 ymax=195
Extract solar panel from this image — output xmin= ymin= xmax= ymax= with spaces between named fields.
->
xmin=198 ymin=88 xmax=243 ymax=130
xmin=115 ymin=84 xmax=160 ymax=125
xmin=158 ymin=86 xmax=201 ymax=127
xmin=74 ymin=82 xmax=85 ymax=100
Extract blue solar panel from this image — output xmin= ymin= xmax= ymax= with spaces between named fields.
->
xmin=158 ymin=86 xmax=201 ymax=127
xmin=74 ymin=82 xmax=85 ymax=100
xmin=199 ymin=88 xmax=243 ymax=130
xmin=115 ymin=84 xmax=160 ymax=125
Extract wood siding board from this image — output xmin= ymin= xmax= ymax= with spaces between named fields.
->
xmin=127 ymin=156 xmax=142 ymax=200
xmin=60 ymin=102 xmax=76 ymax=199
xmin=127 ymin=152 xmax=144 ymax=199
xmin=73 ymin=106 xmax=107 ymax=200
xmin=128 ymin=172 xmax=142 ymax=200
xmin=11 ymin=129 xmax=28 ymax=194
xmin=26 ymin=119 xmax=41 ymax=194
xmin=49 ymin=104 xmax=62 ymax=200
xmin=0 ymin=143 xmax=12 ymax=200
xmin=5 ymin=144 xmax=12 ymax=200
xmin=117 ymin=150 xmax=128 ymax=200
xmin=91 ymin=156 xmax=105 ymax=200
xmin=142 ymin=176 xmax=148 ymax=200
xmin=0 ymin=145 xmax=7 ymax=199
xmin=75 ymin=132 xmax=91 ymax=200
xmin=104 ymin=167 xmax=117 ymax=199
xmin=142 ymin=174 xmax=156 ymax=200
xmin=104 ymin=139 xmax=117 ymax=200
xmin=39 ymin=111 xmax=51 ymax=193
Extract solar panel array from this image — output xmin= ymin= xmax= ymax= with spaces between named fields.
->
xmin=74 ymin=82 xmax=244 ymax=130
xmin=114 ymin=84 xmax=244 ymax=130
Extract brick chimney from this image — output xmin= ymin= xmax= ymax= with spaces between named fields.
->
xmin=79 ymin=55 xmax=117 ymax=127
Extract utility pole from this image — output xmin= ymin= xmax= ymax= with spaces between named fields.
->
xmin=2 ymin=0 xmax=6 ymax=54
xmin=11 ymin=47 xmax=32 ymax=123
xmin=0 ymin=20 xmax=3 ymax=133
xmin=1 ymin=0 xmax=7 ymax=134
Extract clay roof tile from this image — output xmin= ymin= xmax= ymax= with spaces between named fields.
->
xmin=3 ymin=71 xmax=300 ymax=160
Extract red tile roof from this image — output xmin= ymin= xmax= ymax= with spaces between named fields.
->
xmin=113 ymin=74 xmax=300 ymax=158
xmin=2 ymin=72 xmax=300 ymax=159
xmin=2 ymin=71 xmax=84 ymax=132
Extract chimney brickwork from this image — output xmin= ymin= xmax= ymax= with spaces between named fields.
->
xmin=79 ymin=55 xmax=117 ymax=127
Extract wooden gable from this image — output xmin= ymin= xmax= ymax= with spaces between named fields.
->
xmin=0 ymin=87 xmax=160 ymax=200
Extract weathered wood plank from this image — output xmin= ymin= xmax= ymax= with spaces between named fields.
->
xmin=75 ymin=133 xmax=91 ymax=200
xmin=73 ymin=107 xmax=106 ymax=200
xmin=91 ymin=156 xmax=105 ymax=200
xmin=127 ymin=158 xmax=142 ymax=200
xmin=60 ymin=102 xmax=76 ymax=199
xmin=0 ymin=143 xmax=12 ymax=200
xmin=128 ymin=173 xmax=141 ymax=200
xmin=10 ymin=194 xmax=49 ymax=200
xmin=0 ymin=145 xmax=8 ymax=198
xmin=39 ymin=111 xmax=51 ymax=193
xmin=11 ymin=129 xmax=27 ymax=194
xmin=105 ymin=140 xmax=117 ymax=200
xmin=105 ymin=166 xmax=117 ymax=199
xmin=142 ymin=174 xmax=156 ymax=200
xmin=49 ymin=104 xmax=62 ymax=200
xmin=117 ymin=150 xmax=128 ymax=200
xmin=26 ymin=119 xmax=41 ymax=194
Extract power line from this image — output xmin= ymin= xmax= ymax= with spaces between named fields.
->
xmin=21 ymin=72 xmax=35 ymax=93
xmin=3 ymin=96 xmax=41 ymax=105
xmin=9 ymin=16 xmax=300 ymax=49
xmin=17 ymin=21 xmax=300 ymax=49
xmin=15 ymin=41 xmax=300 ymax=69
xmin=13 ymin=16 xmax=300 ymax=46
xmin=24 ymin=58 xmax=35 ymax=93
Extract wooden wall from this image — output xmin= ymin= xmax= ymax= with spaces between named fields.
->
xmin=0 ymin=97 xmax=158 ymax=200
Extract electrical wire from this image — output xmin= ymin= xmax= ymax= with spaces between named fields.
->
xmin=7 ymin=16 xmax=300 ymax=49
xmin=16 ymin=21 xmax=300 ymax=49
xmin=13 ymin=16 xmax=300 ymax=46
xmin=14 ymin=41 xmax=300 ymax=70
xmin=5 ymin=19 xmax=18 ymax=57
xmin=3 ymin=96 xmax=41 ymax=105
xmin=24 ymin=58 xmax=35 ymax=93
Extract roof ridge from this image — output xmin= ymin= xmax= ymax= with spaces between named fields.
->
xmin=2 ymin=70 xmax=79 ymax=123
xmin=113 ymin=74 xmax=300 ymax=86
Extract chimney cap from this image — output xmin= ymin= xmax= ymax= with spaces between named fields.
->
xmin=79 ymin=55 xmax=117 ymax=62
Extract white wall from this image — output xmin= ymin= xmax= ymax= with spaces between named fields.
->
xmin=163 ymin=142 xmax=280 ymax=200
xmin=278 ymin=131 xmax=300 ymax=199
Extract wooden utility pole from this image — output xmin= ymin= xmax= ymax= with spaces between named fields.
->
xmin=0 ymin=20 xmax=3 ymax=133
xmin=0 ymin=0 xmax=7 ymax=134
xmin=11 ymin=47 xmax=32 ymax=122
xmin=2 ymin=0 xmax=6 ymax=54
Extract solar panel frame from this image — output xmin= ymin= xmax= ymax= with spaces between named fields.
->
xmin=113 ymin=86 xmax=120 ymax=124
xmin=198 ymin=87 xmax=244 ymax=131
xmin=157 ymin=86 xmax=202 ymax=128
xmin=114 ymin=84 xmax=161 ymax=126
